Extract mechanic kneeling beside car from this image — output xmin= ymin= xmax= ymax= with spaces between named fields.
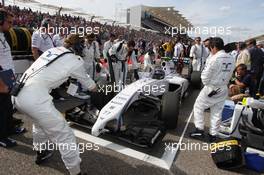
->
xmin=13 ymin=34 xmax=97 ymax=175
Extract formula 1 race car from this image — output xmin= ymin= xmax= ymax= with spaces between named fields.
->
xmin=64 ymin=57 xmax=197 ymax=147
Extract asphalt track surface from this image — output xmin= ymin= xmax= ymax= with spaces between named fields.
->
xmin=0 ymin=88 xmax=263 ymax=175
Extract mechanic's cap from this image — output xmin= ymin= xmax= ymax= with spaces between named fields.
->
xmin=41 ymin=18 xmax=52 ymax=27
xmin=64 ymin=34 xmax=83 ymax=45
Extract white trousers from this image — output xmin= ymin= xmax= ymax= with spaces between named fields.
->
xmin=112 ymin=62 xmax=127 ymax=90
xmin=84 ymin=60 xmax=96 ymax=80
xmin=193 ymin=86 xmax=227 ymax=135
xmin=15 ymin=86 xmax=81 ymax=175
xmin=192 ymin=57 xmax=206 ymax=71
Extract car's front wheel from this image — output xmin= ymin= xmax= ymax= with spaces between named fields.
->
xmin=161 ymin=91 xmax=180 ymax=129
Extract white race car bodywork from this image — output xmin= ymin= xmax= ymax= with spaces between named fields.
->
xmin=92 ymin=73 xmax=189 ymax=136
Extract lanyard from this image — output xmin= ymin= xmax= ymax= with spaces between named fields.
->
xmin=0 ymin=38 xmax=7 ymax=49
xmin=41 ymin=33 xmax=55 ymax=47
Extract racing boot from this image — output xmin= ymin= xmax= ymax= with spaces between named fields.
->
xmin=35 ymin=149 xmax=54 ymax=165
xmin=208 ymin=134 xmax=218 ymax=143
xmin=77 ymin=172 xmax=88 ymax=175
xmin=189 ymin=128 xmax=205 ymax=140
xmin=0 ymin=137 xmax=17 ymax=148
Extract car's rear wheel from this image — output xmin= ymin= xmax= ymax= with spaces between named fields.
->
xmin=161 ymin=91 xmax=180 ymax=129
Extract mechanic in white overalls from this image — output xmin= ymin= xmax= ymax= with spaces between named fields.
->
xmin=103 ymin=33 xmax=116 ymax=59
xmin=14 ymin=34 xmax=97 ymax=175
xmin=174 ymin=38 xmax=184 ymax=74
xmin=143 ymin=50 xmax=155 ymax=72
xmin=130 ymin=49 xmax=140 ymax=80
xmin=190 ymin=37 xmax=235 ymax=142
xmin=82 ymin=33 xmax=100 ymax=80
xmin=0 ymin=8 xmax=25 ymax=148
xmin=189 ymin=37 xmax=209 ymax=71
xmin=31 ymin=18 xmax=54 ymax=60
xmin=108 ymin=40 xmax=135 ymax=89
xmin=52 ymin=25 xmax=67 ymax=47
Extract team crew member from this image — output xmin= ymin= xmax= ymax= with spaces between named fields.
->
xmin=174 ymin=38 xmax=185 ymax=74
xmin=53 ymin=25 xmax=67 ymax=47
xmin=143 ymin=50 xmax=155 ymax=72
xmin=190 ymin=37 xmax=209 ymax=71
xmin=174 ymin=38 xmax=184 ymax=58
xmin=14 ymin=34 xmax=97 ymax=175
xmin=108 ymin=40 xmax=135 ymax=89
xmin=190 ymin=37 xmax=235 ymax=142
xmin=129 ymin=48 xmax=140 ymax=81
xmin=103 ymin=33 xmax=116 ymax=59
xmin=31 ymin=18 xmax=54 ymax=60
xmin=83 ymin=33 xmax=100 ymax=80
xmin=0 ymin=8 xmax=25 ymax=148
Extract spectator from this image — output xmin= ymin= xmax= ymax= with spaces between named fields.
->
xmin=257 ymin=41 xmax=264 ymax=52
xmin=162 ymin=40 xmax=174 ymax=58
xmin=247 ymin=39 xmax=264 ymax=91
xmin=236 ymin=42 xmax=251 ymax=70
xmin=229 ymin=64 xmax=254 ymax=102
xmin=230 ymin=42 xmax=240 ymax=60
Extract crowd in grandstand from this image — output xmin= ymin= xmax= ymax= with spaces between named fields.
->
xmin=1 ymin=4 xmax=173 ymax=54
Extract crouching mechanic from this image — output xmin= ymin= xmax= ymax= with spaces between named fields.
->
xmin=190 ymin=37 xmax=235 ymax=142
xmin=14 ymin=34 xmax=97 ymax=175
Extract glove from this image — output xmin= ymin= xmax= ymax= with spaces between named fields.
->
xmin=95 ymin=63 xmax=101 ymax=73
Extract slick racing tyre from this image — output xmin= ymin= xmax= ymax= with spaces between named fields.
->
xmin=161 ymin=91 xmax=180 ymax=129
xmin=191 ymin=71 xmax=202 ymax=89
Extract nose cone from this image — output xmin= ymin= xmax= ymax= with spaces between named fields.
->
xmin=91 ymin=121 xmax=105 ymax=136
xmin=91 ymin=129 xmax=100 ymax=137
